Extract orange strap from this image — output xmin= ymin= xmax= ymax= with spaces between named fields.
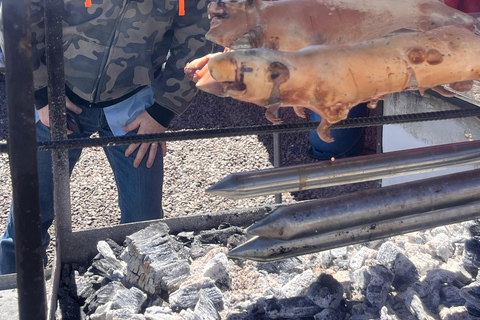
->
xmin=85 ymin=0 xmax=91 ymax=7
xmin=179 ymin=0 xmax=185 ymax=16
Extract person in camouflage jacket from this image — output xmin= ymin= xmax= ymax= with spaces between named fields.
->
xmin=0 ymin=0 xmax=213 ymax=274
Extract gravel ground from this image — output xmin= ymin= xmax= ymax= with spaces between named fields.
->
xmin=0 ymin=75 xmax=378 ymax=268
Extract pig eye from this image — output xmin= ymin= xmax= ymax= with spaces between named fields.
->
xmin=241 ymin=65 xmax=253 ymax=73
xmin=270 ymin=72 xmax=279 ymax=80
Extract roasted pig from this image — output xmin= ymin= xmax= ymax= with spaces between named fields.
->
xmin=206 ymin=0 xmax=480 ymax=50
xmin=206 ymin=25 xmax=480 ymax=142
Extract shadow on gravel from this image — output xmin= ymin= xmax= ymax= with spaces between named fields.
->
xmin=171 ymin=91 xmax=379 ymax=202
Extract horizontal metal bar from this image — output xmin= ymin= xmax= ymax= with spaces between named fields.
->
xmin=229 ymin=199 xmax=480 ymax=262
xmin=207 ymin=140 xmax=480 ymax=199
xmin=1 ymin=108 xmax=480 ymax=153
xmin=247 ymin=168 xmax=480 ymax=240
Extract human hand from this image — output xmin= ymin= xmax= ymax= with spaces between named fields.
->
xmin=37 ymin=96 xmax=82 ymax=134
xmin=123 ymin=111 xmax=167 ymax=168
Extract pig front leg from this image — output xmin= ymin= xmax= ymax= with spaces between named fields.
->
xmin=317 ymin=118 xmax=334 ymax=143
xmin=265 ymin=105 xmax=282 ymax=124
xmin=293 ymin=106 xmax=307 ymax=118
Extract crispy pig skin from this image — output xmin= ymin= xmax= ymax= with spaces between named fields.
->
xmin=207 ymin=25 xmax=480 ymax=142
xmin=206 ymin=0 xmax=480 ymax=51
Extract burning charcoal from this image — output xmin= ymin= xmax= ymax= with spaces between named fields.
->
xmin=331 ymin=247 xmax=348 ymax=260
xmin=257 ymin=257 xmax=305 ymax=274
xmin=349 ymin=247 xmax=378 ymax=270
xmin=84 ymin=281 xmax=126 ymax=314
xmin=111 ymin=286 xmax=147 ymax=313
xmin=438 ymin=305 xmax=471 ymax=320
xmin=404 ymin=288 xmax=436 ymax=320
xmin=351 ymin=266 xmax=372 ymax=291
xmin=91 ymin=241 xmax=127 ymax=282
xmin=193 ymin=290 xmax=221 ymax=320
xmin=90 ymin=285 xmax=147 ymax=317
xmin=176 ymin=231 xmax=195 ymax=246
xmin=306 ymin=274 xmax=344 ymax=309
xmin=144 ymin=306 xmax=182 ymax=320
xmin=104 ymin=238 xmax=125 ymax=258
xmin=279 ymin=269 xmax=317 ymax=299
xmin=56 ymin=290 xmax=86 ymax=320
xmin=226 ymin=233 xmax=250 ymax=250
xmin=90 ymin=309 xmax=146 ymax=320
xmin=189 ymin=243 xmax=217 ymax=260
xmin=439 ymin=285 xmax=466 ymax=307
xmin=169 ymin=278 xmax=223 ymax=311
xmin=203 ymin=253 xmax=231 ymax=289
xmin=464 ymin=239 xmax=480 ymax=269
xmin=259 ymin=296 xmax=322 ymax=318
xmin=314 ymin=305 xmax=347 ymax=320
xmin=459 ymin=280 xmax=480 ymax=309
xmin=196 ymin=226 xmax=247 ymax=246
xmin=465 ymin=302 xmax=480 ymax=318
xmin=379 ymin=305 xmax=400 ymax=320
xmin=426 ymin=233 xmax=454 ymax=262
xmin=121 ymin=223 xmax=190 ymax=294
xmin=365 ymin=266 xmax=394 ymax=309
xmin=377 ymin=242 xmax=418 ymax=290
xmin=178 ymin=309 xmax=198 ymax=320
xmin=74 ymin=271 xmax=104 ymax=303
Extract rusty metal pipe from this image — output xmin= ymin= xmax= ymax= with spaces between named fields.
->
xmin=207 ymin=140 xmax=480 ymax=199
xmin=247 ymin=168 xmax=480 ymax=240
xmin=229 ymin=199 xmax=480 ymax=262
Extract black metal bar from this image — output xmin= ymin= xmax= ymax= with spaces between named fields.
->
xmin=44 ymin=0 xmax=71 ymax=238
xmin=0 ymin=97 xmax=480 ymax=154
xmin=2 ymin=0 xmax=47 ymax=319
xmin=43 ymin=0 xmax=70 ymax=317
xmin=32 ymin=107 xmax=480 ymax=150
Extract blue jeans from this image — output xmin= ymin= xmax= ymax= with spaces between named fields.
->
xmin=0 ymin=102 xmax=164 ymax=274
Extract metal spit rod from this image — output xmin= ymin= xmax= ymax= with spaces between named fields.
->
xmin=229 ymin=199 xmax=480 ymax=262
xmin=247 ymin=168 xmax=480 ymax=240
xmin=207 ymin=140 xmax=480 ymax=199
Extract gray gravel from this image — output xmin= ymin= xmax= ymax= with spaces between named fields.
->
xmin=0 ymin=76 xmax=377 ymax=267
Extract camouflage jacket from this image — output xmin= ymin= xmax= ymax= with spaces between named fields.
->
xmin=26 ymin=0 xmax=212 ymax=126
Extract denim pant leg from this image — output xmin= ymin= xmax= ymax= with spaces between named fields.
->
xmin=0 ymin=121 xmax=83 ymax=274
xmin=100 ymin=122 xmax=164 ymax=223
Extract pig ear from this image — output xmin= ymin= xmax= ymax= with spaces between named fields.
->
xmin=268 ymin=62 xmax=289 ymax=84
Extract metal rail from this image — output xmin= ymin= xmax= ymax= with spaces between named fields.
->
xmin=0 ymin=107 xmax=480 ymax=153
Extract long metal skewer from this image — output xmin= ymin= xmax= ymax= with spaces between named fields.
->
xmin=207 ymin=140 xmax=480 ymax=199
xmin=230 ymin=200 xmax=480 ymax=262
xmin=247 ymin=168 xmax=480 ymax=240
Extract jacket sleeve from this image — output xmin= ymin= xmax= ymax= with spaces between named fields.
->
xmin=149 ymin=0 xmax=213 ymax=126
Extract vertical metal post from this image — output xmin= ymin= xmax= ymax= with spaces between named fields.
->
xmin=273 ymin=109 xmax=282 ymax=203
xmin=2 ymin=0 xmax=47 ymax=319
xmin=43 ymin=0 xmax=70 ymax=318
xmin=45 ymin=0 xmax=71 ymax=237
